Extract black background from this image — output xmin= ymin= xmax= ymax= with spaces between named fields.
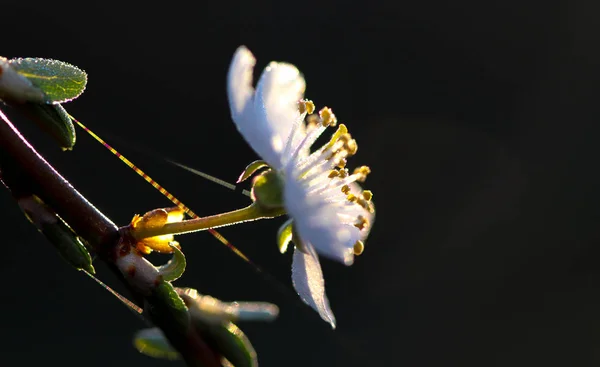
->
xmin=2 ymin=0 xmax=600 ymax=366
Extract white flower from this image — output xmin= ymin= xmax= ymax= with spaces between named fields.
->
xmin=227 ymin=46 xmax=375 ymax=328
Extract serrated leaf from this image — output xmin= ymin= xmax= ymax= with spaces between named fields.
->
xmin=237 ymin=160 xmax=269 ymax=183
xmin=10 ymin=101 xmax=76 ymax=149
xmin=156 ymin=242 xmax=186 ymax=282
xmin=10 ymin=58 xmax=87 ymax=103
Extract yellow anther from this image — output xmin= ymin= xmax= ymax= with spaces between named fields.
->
xmin=328 ymin=170 xmax=340 ymax=178
xmin=347 ymin=193 xmax=358 ymax=202
xmin=341 ymin=185 xmax=351 ymax=194
xmin=362 ymin=190 xmax=373 ymax=201
xmin=319 ymin=107 xmax=337 ymax=127
xmin=339 ymin=168 xmax=349 ymax=178
xmin=353 ymin=166 xmax=371 ymax=182
xmin=354 ymin=215 xmax=369 ymax=230
xmin=345 ymin=139 xmax=358 ymax=156
xmin=336 ymin=158 xmax=347 ymax=169
xmin=353 ymin=240 xmax=365 ymax=255
xmin=306 ymin=114 xmax=320 ymax=129
xmin=298 ymin=100 xmax=315 ymax=115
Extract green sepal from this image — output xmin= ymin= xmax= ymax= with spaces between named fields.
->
xmin=10 ymin=101 xmax=76 ymax=150
xmin=40 ymin=218 xmax=95 ymax=274
xmin=250 ymin=169 xmax=284 ymax=210
xmin=237 ymin=160 xmax=269 ymax=183
xmin=156 ymin=243 xmax=186 ymax=282
xmin=133 ymin=327 xmax=180 ymax=361
xmin=10 ymin=58 xmax=87 ymax=104
xmin=276 ymin=218 xmax=294 ymax=254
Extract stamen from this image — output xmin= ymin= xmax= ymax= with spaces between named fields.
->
xmin=353 ymin=166 xmax=371 ymax=182
xmin=306 ymin=113 xmax=320 ymax=130
xmin=319 ymin=107 xmax=337 ymax=127
xmin=362 ymin=190 xmax=373 ymax=201
xmin=341 ymin=185 xmax=351 ymax=194
xmin=353 ymin=240 xmax=365 ymax=255
xmin=326 ymin=124 xmax=348 ymax=150
xmin=298 ymin=99 xmax=315 ymax=115
xmin=354 ymin=215 xmax=369 ymax=230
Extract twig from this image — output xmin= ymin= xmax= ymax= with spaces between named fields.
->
xmin=0 ymin=108 xmax=220 ymax=367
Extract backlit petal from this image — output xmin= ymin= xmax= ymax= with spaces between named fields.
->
xmin=227 ymin=46 xmax=306 ymax=169
xmin=291 ymin=243 xmax=336 ymax=328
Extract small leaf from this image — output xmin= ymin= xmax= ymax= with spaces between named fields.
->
xmin=18 ymin=195 xmax=94 ymax=273
xmin=193 ymin=321 xmax=258 ymax=367
xmin=133 ymin=328 xmax=180 ymax=360
xmin=9 ymin=101 xmax=76 ymax=150
xmin=149 ymin=281 xmax=190 ymax=330
xmin=0 ymin=57 xmax=45 ymax=103
xmin=277 ymin=218 xmax=294 ymax=254
xmin=156 ymin=242 xmax=186 ymax=282
xmin=227 ymin=302 xmax=279 ymax=322
xmin=237 ymin=160 xmax=269 ymax=183
xmin=41 ymin=222 xmax=96 ymax=274
xmin=10 ymin=58 xmax=87 ymax=103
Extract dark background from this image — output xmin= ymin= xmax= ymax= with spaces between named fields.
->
xmin=2 ymin=0 xmax=600 ymax=366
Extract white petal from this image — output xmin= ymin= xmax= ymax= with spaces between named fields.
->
xmin=292 ymin=243 xmax=336 ymax=328
xmin=227 ymin=46 xmax=255 ymax=123
xmin=284 ymin=167 xmax=357 ymax=265
xmin=227 ymin=46 xmax=306 ymax=169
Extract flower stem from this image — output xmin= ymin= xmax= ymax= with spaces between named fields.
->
xmin=133 ymin=204 xmax=285 ymax=239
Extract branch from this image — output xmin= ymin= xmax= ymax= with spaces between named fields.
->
xmin=0 ymin=108 xmax=220 ymax=367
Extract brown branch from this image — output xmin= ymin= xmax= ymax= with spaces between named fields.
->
xmin=0 ymin=108 xmax=220 ymax=367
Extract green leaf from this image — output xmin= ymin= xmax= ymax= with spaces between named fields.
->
xmin=41 ymin=220 xmax=96 ymax=274
xmin=237 ymin=160 xmax=269 ymax=183
xmin=156 ymin=243 xmax=186 ymax=282
xmin=10 ymin=101 xmax=76 ymax=150
xmin=10 ymin=58 xmax=87 ymax=103
xmin=193 ymin=321 xmax=258 ymax=367
xmin=150 ymin=281 xmax=190 ymax=330
xmin=133 ymin=327 xmax=180 ymax=360
xmin=19 ymin=195 xmax=95 ymax=273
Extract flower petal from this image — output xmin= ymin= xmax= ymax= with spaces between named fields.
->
xmin=284 ymin=167 xmax=356 ymax=265
xmin=227 ymin=46 xmax=306 ymax=169
xmin=292 ymin=243 xmax=336 ymax=328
